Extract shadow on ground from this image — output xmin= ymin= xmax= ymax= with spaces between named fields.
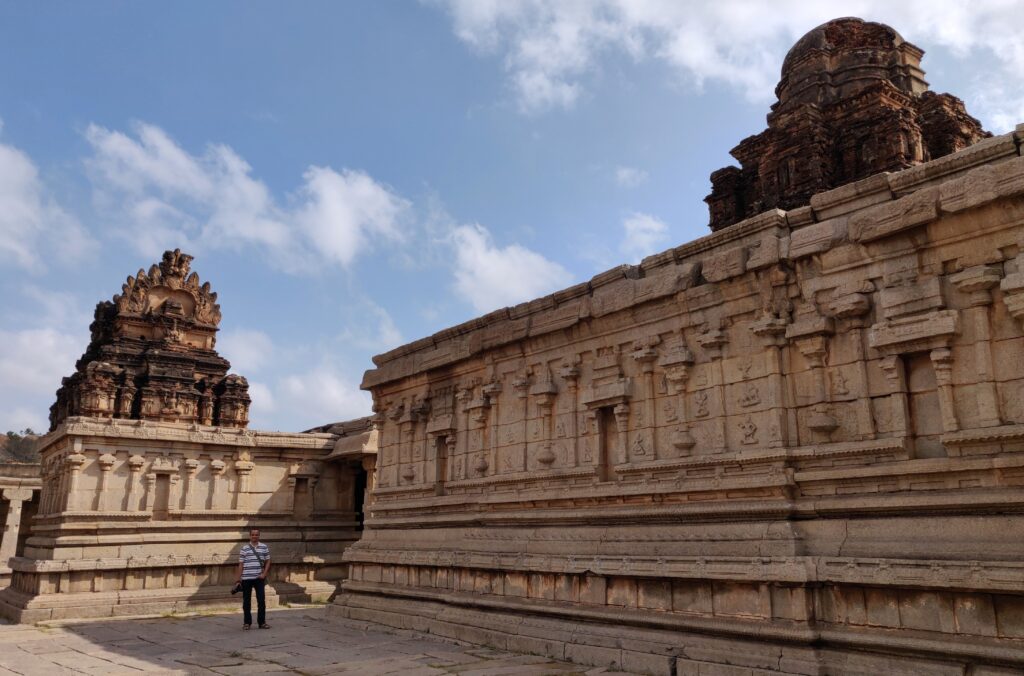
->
xmin=0 ymin=607 xmax=638 ymax=675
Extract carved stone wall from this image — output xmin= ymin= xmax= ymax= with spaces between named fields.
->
xmin=0 ymin=418 xmax=368 ymax=622
xmin=0 ymin=463 xmax=41 ymax=589
xmin=331 ymin=120 xmax=1024 ymax=672
xmin=705 ymin=18 xmax=989 ymax=231
xmin=0 ymin=251 xmax=376 ymax=622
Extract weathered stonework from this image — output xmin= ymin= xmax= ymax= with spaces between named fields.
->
xmin=330 ymin=23 xmax=1024 ymax=674
xmin=0 ymin=463 xmax=41 ymax=589
xmin=50 ymin=248 xmax=251 ymax=430
xmin=705 ymin=18 xmax=989 ymax=231
xmin=0 ymin=253 xmax=375 ymax=623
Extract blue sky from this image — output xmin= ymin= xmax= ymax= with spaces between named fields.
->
xmin=2 ymin=1 xmax=1022 ymax=433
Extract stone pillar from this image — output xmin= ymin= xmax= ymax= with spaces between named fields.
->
xmin=1 ymin=488 xmax=33 ymax=566
xmin=660 ymin=339 xmax=696 ymax=456
xmin=234 ymin=457 xmax=255 ymax=511
xmin=209 ymin=458 xmax=226 ymax=510
xmin=931 ymin=348 xmax=959 ymax=433
xmin=455 ymin=387 xmax=472 ymax=480
xmin=125 ymin=455 xmax=144 ymax=510
xmin=483 ymin=380 xmax=502 ymax=474
xmin=631 ymin=337 xmax=660 ymax=461
xmin=95 ymin=453 xmax=116 ymax=511
xmin=879 ymin=355 xmax=910 ymax=438
xmin=951 ymin=264 xmax=1002 ymax=428
xmin=182 ymin=458 xmax=199 ymax=510
xmin=512 ymin=372 xmax=531 ymax=473
xmin=63 ymin=451 xmax=86 ymax=512
xmin=0 ymin=489 xmax=28 ymax=565
xmin=613 ymin=402 xmax=630 ymax=464
xmin=558 ymin=360 xmax=580 ymax=466
xmin=361 ymin=454 xmax=377 ymax=507
xmin=830 ymin=285 xmax=876 ymax=440
xmin=752 ymin=315 xmax=790 ymax=448
xmin=531 ymin=370 xmax=558 ymax=468
xmin=697 ymin=324 xmax=729 ymax=452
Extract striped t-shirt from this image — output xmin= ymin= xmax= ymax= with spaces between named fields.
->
xmin=239 ymin=542 xmax=270 ymax=580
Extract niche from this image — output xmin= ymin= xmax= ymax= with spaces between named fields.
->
xmin=152 ymin=474 xmax=170 ymax=520
xmin=905 ymin=353 xmax=946 ymax=458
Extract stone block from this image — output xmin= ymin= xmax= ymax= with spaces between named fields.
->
xmin=579 ymin=575 xmax=606 ymax=605
xmin=527 ymin=573 xmax=555 ymax=600
xmin=994 ymin=594 xmax=1024 ymax=638
xmin=864 ymin=588 xmax=900 ymax=628
xmin=788 ymin=219 xmax=845 ymax=259
xmin=673 ymin=581 xmax=712 ymax=615
xmin=606 ymin=577 xmax=637 ymax=607
xmin=637 ymin=579 xmax=672 ymax=611
xmin=622 ymin=649 xmax=674 ymax=676
xmin=953 ymin=593 xmax=998 ymax=636
xmin=702 ymin=247 xmax=747 ymax=283
xmin=850 ymin=187 xmax=938 ymax=242
xmin=898 ymin=590 xmax=955 ymax=633
xmin=507 ymin=634 xmax=565 ymax=660
xmin=712 ymin=582 xmax=762 ymax=618
xmin=504 ymin=572 xmax=528 ymax=598
xmin=563 ymin=643 xmax=622 ymax=670
xmin=880 ymin=277 xmax=943 ymax=319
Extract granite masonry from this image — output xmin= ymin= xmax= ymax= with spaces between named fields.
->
xmin=0 ymin=463 xmax=41 ymax=589
xmin=0 ymin=251 xmax=375 ymax=622
xmin=330 ymin=19 xmax=1024 ymax=676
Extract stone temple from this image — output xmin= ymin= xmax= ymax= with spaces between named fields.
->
xmin=3 ymin=16 xmax=1024 ymax=676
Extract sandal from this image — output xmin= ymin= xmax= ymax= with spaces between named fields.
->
xmin=258 ymin=623 xmax=271 ymax=629
xmin=243 ymin=624 xmax=251 ymax=630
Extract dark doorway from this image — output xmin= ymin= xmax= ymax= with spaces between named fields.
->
xmin=353 ymin=465 xmax=367 ymax=530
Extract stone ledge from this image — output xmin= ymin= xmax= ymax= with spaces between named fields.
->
xmin=332 ymin=585 xmax=1024 ymax=669
xmin=343 ymin=551 xmax=1024 ymax=593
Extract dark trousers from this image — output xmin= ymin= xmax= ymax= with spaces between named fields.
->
xmin=241 ymin=578 xmax=266 ymax=626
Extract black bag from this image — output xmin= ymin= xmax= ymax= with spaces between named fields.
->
xmin=231 ymin=581 xmax=243 ymax=595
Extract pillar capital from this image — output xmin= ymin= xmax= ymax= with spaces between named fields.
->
xmin=2 ymin=488 xmax=32 ymax=503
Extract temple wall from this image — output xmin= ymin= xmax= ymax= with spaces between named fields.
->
xmin=0 ymin=418 xmax=367 ymax=622
xmin=330 ymin=126 xmax=1024 ymax=674
xmin=0 ymin=463 xmax=41 ymax=589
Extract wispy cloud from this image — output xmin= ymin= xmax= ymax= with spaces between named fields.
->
xmin=615 ymin=166 xmax=648 ymax=188
xmin=433 ymin=0 xmax=1024 ymax=129
xmin=0 ymin=122 xmax=96 ymax=272
xmin=620 ymin=211 xmax=669 ymax=263
xmin=84 ymin=122 xmax=410 ymax=271
xmin=450 ymin=223 xmax=573 ymax=314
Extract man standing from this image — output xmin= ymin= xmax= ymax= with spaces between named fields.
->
xmin=235 ymin=528 xmax=271 ymax=629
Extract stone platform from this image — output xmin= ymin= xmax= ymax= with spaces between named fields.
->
xmin=0 ymin=607 xmax=631 ymax=675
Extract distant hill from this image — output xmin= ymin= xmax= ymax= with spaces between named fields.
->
xmin=1 ymin=431 xmax=40 ymax=464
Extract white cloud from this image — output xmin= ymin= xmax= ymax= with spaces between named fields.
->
xmin=217 ymin=329 xmax=274 ymax=374
xmin=276 ymin=368 xmax=372 ymax=430
xmin=615 ymin=166 xmax=648 ymax=188
xmin=0 ymin=327 xmax=82 ymax=432
xmin=620 ymin=212 xmax=669 ymax=262
xmin=0 ymin=126 xmax=96 ymax=271
xmin=434 ymin=0 xmax=1024 ymax=129
xmin=247 ymin=381 xmax=276 ymax=417
xmin=337 ymin=299 xmax=405 ymax=353
xmin=84 ymin=122 xmax=410 ymax=270
xmin=450 ymin=223 xmax=573 ymax=314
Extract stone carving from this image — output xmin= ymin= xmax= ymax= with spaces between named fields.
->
xmin=49 ymin=250 xmax=249 ymax=430
xmin=705 ymin=18 xmax=988 ymax=231
xmin=739 ymin=417 xmax=758 ymax=445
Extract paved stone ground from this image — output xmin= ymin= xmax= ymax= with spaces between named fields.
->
xmin=0 ymin=607 xmax=639 ymax=675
